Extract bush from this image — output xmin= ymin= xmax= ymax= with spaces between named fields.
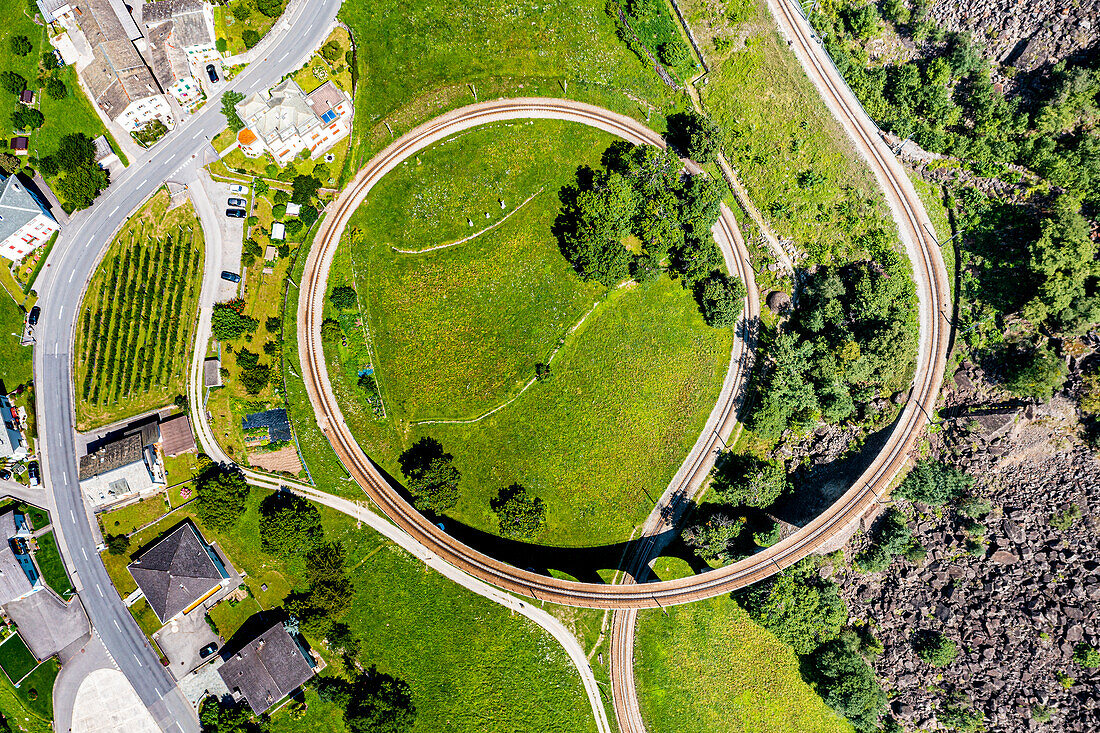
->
xmin=490 ymin=484 xmax=546 ymax=538
xmin=753 ymin=521 xmax=781 ymax=547
xmin=658 ymin=40 xmax=693 ymax=69
xmin=855 ymin=508 xmax=911 ymax=572
xmin=11 ymin=107 xmax=44 ymax=130
xmin=44 ymin=77 xmax=66 ymax=100
xmin=9 ymin=36 xmax=31 ymax=56
xmin=254 ymin=179 xmax=269 ymax=195
xmin=240 ymin=364 xmax=270 ymax=394
xmin=106 ymin=534 xmax=131 ymax=555
xmin=695 ymin=271 xmax=745 ymax=327
xmin=242 ymin=29 xmax=261 ymax=48
xmin=211 ymin=301 xmax=258 ymax=340
xmin=683 ymin=508 xmax=747 ymax=564
xmin=1073 ymin=642 xmax=1100 ymax=668
xmin=272 ymin=203 xmax=287 ymax=219
xmin=196 ymin=465 xmax=250 ymax=530
xmin=255 ymin=0 xmax=285 ymax=17
xmin=220 ymin=90 xmax=245 ymax=132
xmin=321 ymin=318 xmax=342 ymax=341
xmin=913 ymin=629 xmax=958 ymax=667
xmin=937 ymin=694 xmax=985 ymax=732
xmin=665 ymin=111 xmax=720 ymax=164
xmin=894 ymin=460 xmax=972 ymax=505
xmin=329 ymin=285 xmax=358 ymax=310
xmin=1001 ymin=343 xmax=1067 ymax=401
xmin=0 ymin=72 xmax=26 ymax=94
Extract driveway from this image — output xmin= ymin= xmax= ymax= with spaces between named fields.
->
xmin=4 ymin=590 xmax=89 ymax=660
xmin=153 ymin=612 xmax=218 ymax=681
xmin=185 ymin=166 xmax=244 ymax=303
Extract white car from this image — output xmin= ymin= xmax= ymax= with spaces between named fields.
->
xmin=228 ymin=184 xmax=249 ymax=195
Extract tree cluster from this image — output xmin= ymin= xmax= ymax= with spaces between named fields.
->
xmin=554 ymin=141 xmax=743 ymax=326
xmin=258 ymin=491 xmax=322 ymax=555
xmin=313 ymin=668 xmax=416 ymax=733
xmin=212 ymin=299 xmax=259 ymax=340
xmin=199 ymin=697 xmax=259 ymax=733
xmin=854 ymin=508 xmax=914 ymax=573
xmin=749 ymin=258 xmax=917 ymax=439
xmin=329 ymin=285 xmax=358 ymax=310
xmin=398 ymin=438 xmax=461 ymax=514
xmin=221 ymin=90 xmax=246 ymax=132
xmin=285 ymin=541 xmax=353 ymax=636
xmin=196 ymin=464 xmax=251 ymax=531
xmin=893 ymin=459 xmax=973 ymax=506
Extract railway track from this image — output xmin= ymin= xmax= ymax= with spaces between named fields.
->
xmin=296 ymin=92 xmax=949 ymax=609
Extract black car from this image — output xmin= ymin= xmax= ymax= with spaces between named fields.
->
xmin=227 ymin=197 xmax=246 ymax=208
xmin=0 ymin=469 xmax=10 ymax=482
xmin=221 ymin=271 xmax=241 ymax=283
xmin=206 ymin=64 xmax=219 ymax=83
xmin=27 ymin=461 xmax=39 ymax=487
xmin=27 ymin=305 xmax=39 ymax=327
xmin=226 ymin=208 xmax=246 ymax=218
xmin=199 ymin=642 xmax=219 ymax=659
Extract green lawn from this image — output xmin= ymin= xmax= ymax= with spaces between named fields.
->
xmin=634 ymin=594 xmax=854 ymax=733
xmin=0 ymin=664 xmax=51 ymax=733
xmin=100 ymin=488 xmax=600 ymax=733
xmin=208 ymin=594 xmax=262 ymax=639
xmin=0 ymin=636 xmax=36 ymax=683
xmin=214 ymin=1 xmax=283 ymax=56
xmin=34 ymin=531 xmax=73 ymax=598
xmin=0 ymin=296 xmax=30 ymax=391
xmin=74 ymin=190 xmax=204 ymax=430
xmin=338 ymin=0 xmax=679 ymax=173
xmin=680 ymin=0 xmax=898 ymax=266
xmin=98 ymin=496 xmax=170 ymax=536
xmin=129 ymin=598 xmax=162 ymax=638
xmin=14 ymin=660 xmax=57 ymax=721
xmin=329 ymin=119 xmax=733 ymax=546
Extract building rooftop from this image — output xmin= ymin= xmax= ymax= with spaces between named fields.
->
xmin=304 ymin=81 xmax=348 ymax=123
xmin=128 ymin=522 xmax=227 ymax=622
xmin=217 ymin=622 xmax=315 ymax=715
xmin=92 ymin=135 xmax=114 ymax=161
xmin=0 ymin=510 xmax=39 ymax=606
xmin=142 ymin=0 xmax=212 ymax=48
xmin=0 ymin=176 xmax=53 ymax=247
xmin=75 ymin=0 xmax=162 ymax=117
xmin=203 ymin=357 xmax=221 ymax=388
xmin=9 ymin=138 xmax=28 ymax=152
xmin=78 ymin=433 xmax=143 ymax=480
xmin=19 ymin=90 xmax=34 ymax=105
xmin=236 ymin=79 xmax=320 ymax=145
xmin=237 ymin=128 xmax=257 ymax=146
xmin=0 ymin=396 xmax=25 ymax=461
xmin=159 ymin=414 xmax=196 ymax=456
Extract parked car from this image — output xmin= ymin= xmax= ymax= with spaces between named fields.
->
xmin=199 ymin=643 xmax=219 ymax=659
xmin=27 ymin=461 xmax=39 ymax=487
xmin=221 ymin=271 xmax=241 ymax=283
xmin=206 ymin=64 xmax=219 ymax=83
xmin=0 ymin=469 xmax=10 ymax=482
xmin=225 ymin=208 xmax=246 ymax=218
xmin=27 ymin=305 xmax=40 ymax=327
xmin=228 ymin=184 xmax=249 ymax=195
xmin=227 ymin=197 xmax=246 ymax=208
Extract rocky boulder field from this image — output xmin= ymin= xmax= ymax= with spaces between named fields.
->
xmin=835 ymin=366 xmax=1099 ymax=732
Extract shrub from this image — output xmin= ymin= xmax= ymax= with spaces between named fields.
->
xmin=220 ymin=90 xmax=245 ymax=132
xmin=937 ymin=694 xmax=985 ymax=732
xmin=273 ymin=188 xmax=291 ymax=205
xmin=254 ymin=179 xmax=269 ymax=195
xmin=44 ymin=77 xmax=66 ymax=100
xmin=321 ymin=318 xmax=342 ymax=341
xmin=683 ymin=509 xmax=747 ymax=564
xmin=258 ymin=491 xmax=323 ymax=555
xmin=1001 ymin=344 xmax=1067 ymax=401
xmin=211 ymin=302 xmax=258 ymax=340
xmin=329 ymin=285 xmax=358 ymax=310
xmin=9 ymin=36 xmax=31 ymax=56
xmin=739 ymin=564 xmax=847 ymax=654
xmin=11 ymin=107 xmax=44 ymax=130
xmin=0 ymin=72 xmax=26 ymax=94
xmin=240 ymin=364 xmax=270 ymax=394
xmin=106 ymin=534 xmax=131 ymax=555
xmin=805 ymin=634 xmax=887 ymax=732
xmin=1073 ymin=643 xmax=1100 ymax=668
xmin=272 ymin=203 xmax=287 ymax=219
xmin=956 ymin=495 xmax=992 ymax=518
xmin=1050 ymin=504 xmax=1082 ymax=531
xmin=894 ymin=460 xmax=972 ymax=505
xmin=855 ymin=508 xmax=913 ymax=572
xmin=196 ymin=465 xmax=250 ymax=530
xmin=913 ymin=629 xmax=958 ymax=667
xmin=753 ymin=521 xmax=782 ymax=547
xmin=242 ymin=29 xmax=261 ymax=48
xmin=665 ymin=111 xmax=720 ymax=163
xmin=658 ymin=40 xmax=693 ymax=69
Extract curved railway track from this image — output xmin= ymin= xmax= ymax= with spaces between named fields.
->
xmin=297 ymin=92 xmax=949 ymax=609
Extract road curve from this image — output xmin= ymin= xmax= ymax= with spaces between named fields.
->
xmin=297 ymin=93 xmax=949 ymax=609
xmin=30 ymin=2 xmax=343 ymax=729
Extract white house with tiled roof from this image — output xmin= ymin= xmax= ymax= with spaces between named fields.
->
xmin=235 ymin=80 xmax=353 ymax=166
xmin=0 ymin=176 xmax=59 ymax=262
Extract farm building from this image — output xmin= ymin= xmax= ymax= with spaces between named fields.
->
xmin=0 ymin=396 xmax=28 ymax=461
xmin=241 ymin=409 xmax=292 ymax=445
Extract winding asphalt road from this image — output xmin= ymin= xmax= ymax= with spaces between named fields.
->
xmin=31 ymin=2 xmax=342 ymax=729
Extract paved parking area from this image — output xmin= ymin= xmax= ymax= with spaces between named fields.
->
xmin=4 ymin=591 xmax=89 ymax=660
xmin=154 ymin=610 xmax=219 ymax=680
xmin=71 ymin=668 xmax=159 ymax=733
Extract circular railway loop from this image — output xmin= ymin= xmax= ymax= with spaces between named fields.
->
xmin=298 ymin=96 xmax=950 ymax=609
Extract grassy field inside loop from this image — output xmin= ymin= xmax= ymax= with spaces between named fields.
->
xmin=634 ymin=594 xmax=855 ymax=733
xmin=329 ymin=119 xmax=733 ymax=546
xmin=74 ymin=190 xmax=204 ymax=431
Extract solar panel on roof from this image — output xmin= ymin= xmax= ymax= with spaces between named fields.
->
xmin=321 ymin=109 xmax=337 ymax=124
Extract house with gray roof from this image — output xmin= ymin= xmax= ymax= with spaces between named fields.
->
xmin=0 ymin=175 xmax=59 ymax=262
xmin=141 ymin=0 xmax=217 ymax=107
xmin=217 ymin=620 xmax=318 ymax=715
xmin=128 ymin=522 xmax=230 ymax=623
xmin=78 ymin=427 xmax=165 ymax=508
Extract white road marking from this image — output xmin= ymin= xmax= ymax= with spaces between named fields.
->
xmin=114 ymin=619 xmax=121 ymax=631
xmin=70 ymin=509 xmax=75 ymax=522
xmin=96 ymin=583 xmax=103 ymax=596
xmin=138 ymin=178 xmax=147 ymax=187
xmin=81 ymin=547 xmax=87 ymax=560
xmin=68 ymin=270 xmax=76 ymax=283
xmin=133 ymin=654 xmax=143 ymax=667
xmin=110 ymin=205 xmax=120 ymax=216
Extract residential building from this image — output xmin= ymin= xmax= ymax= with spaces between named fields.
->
xmin=9 ymin=138 xmax=29 ymax=156
xmin=0 ymin=509 xmax=42 ymax=605
xmin=128 ymin=522 xmax=230 ymax=623
xmin=142 ymin=0 xmax=218 ymax=108
xmin=217 ymin=620 xmax=318 ymax=715
xmin=74 ymin=0 xmax=172 ymax=131
xmin=0 ymin=396 xmax=28 ymax=461
xmin=78 ymin=425 xmax=165 ymax=508
xmin=235 ymin=80 xmax=353 ymax=166
xmin=36 ymin=0 xmax=76 ymax=24
xmin=0 ymin=175 xmax=59 ymax=262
